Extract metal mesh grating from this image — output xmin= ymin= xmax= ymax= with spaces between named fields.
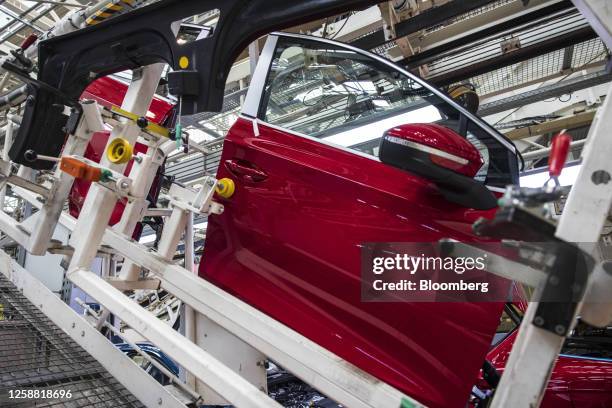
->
xmin=469 ymin=48 xmax=564 ymax=96
xmin=0 ymin=274 xmax=144 ymax=408
xmin=466 ymin=38 xmax=609 ymax=96
xmin=572 ymin=37 xmax=608 ymax=67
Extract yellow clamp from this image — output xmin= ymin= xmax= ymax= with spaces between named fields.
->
xmin=107 ymin=137 xmax=133 ymax=164
xmin=215 ymin=178 xmax=235 ymax=199
xmin=110 ymin=105 xmax=170 ymax=139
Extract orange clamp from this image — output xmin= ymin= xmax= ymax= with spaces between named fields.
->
xmin=60 ymin=157 xmax=102 ymax=182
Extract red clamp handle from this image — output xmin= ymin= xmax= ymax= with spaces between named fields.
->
xmin=21 ymin=33 xmax=38 ymax=51
xmin=548 ymin=133 xmax=571 ymax=178
xmin=20 ymin=33 xmax=38 ymax=51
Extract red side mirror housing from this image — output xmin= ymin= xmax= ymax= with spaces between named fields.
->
xmin=380 ymin=123 xmax=483 ymax=177
xmin=379 ymin=123 xmax=496 ymax=210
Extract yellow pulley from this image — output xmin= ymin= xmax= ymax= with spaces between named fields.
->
xmin=106 ymin=137 xmax=133 ymax=164
xmin=215 ymin=178 xmax=236 ymax=199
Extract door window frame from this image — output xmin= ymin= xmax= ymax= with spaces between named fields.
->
xmin=241 ymin=32 xmax=519 ymax=186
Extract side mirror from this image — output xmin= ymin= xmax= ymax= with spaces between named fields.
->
xmin=379 ymin=123 xmax=497 ymax=210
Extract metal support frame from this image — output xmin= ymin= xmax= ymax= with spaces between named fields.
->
xmin=0 ymin=99 xmax=101 ymax=255
xmin=7 ymin=150 xmax=423 ymax=408
xmin=0 ymin=250 xmax=186 ymax=408
xmin=401 ymin=0 xmax=574 ymax=69
xmin=488 ymin=4 xmax=612 ymax=406
xmin=3 ymin=2 xmax=609 ymax=408
xmin=0 ymin=24 xmax=424 ymax=408
xmin=349 ymin=0 xmax=493 ymax=50
xmin=571 ymin=0 xmax=612 ymax=49
xmin=478 ymin=70 xmax=612 ymax=116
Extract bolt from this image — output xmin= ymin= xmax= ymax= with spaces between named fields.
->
xmin=207 ymin=179 xmax=215 ymax=186
xmin=80 ymin=330 xmax=85 ymax=337
xmin=533 ymin=316 xmax=545 ymax=326
xmin=71 ymin=322 xmax=75 ymax=328
xmin=157 ymin=398 xmax=163 ymax=405
xmin=136 ymin=117 xmax=148 ymax=129
xmin=591 ymin=170 xmax=611 ymax=185
xmin=120 ymin=181 xmax=130 ymax=190
xmin=548 ymin=275 xmax=559 ymax=285
xmin=554 ymin=325 xmax=566 ymax=335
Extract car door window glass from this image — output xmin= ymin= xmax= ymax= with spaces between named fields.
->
xmin=258 ymin=36 xmax=516 ymax=187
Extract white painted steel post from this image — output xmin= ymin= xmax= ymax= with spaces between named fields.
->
xmin=68 ymin=267 xmax=281 ymax=408
xmin=491 ymin=65 xmax=612 ymax=408
xmin=28 ymin=101 xmax=102 ymax=255
xmin=184 ymin=211 xmax=197 ymax=388
xmin=0 ymin=117 xmax=14 ymax=207
xmin=69 ymin=63 xmax=165 ymax=269
xmin=117 ymin=140 xmax=177 ymax=283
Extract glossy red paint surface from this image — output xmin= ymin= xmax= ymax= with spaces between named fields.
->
xmin=69 ymin=77 xmax=174 ymax=227
xmin=486 ymin=331 xmax=612 ymax=408
xmin=386 ymin=123 xmax=484 ymax=176
xmin=201 ymin=117 xmax=505 ymax=408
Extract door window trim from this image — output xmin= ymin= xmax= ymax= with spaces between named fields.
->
xmin=239 ymin=114 xmax=384 ymax=163
xmin=241 ymin=32 xmax=518 ymax=190
xmin=239 ymin=115 xmax=508 ymax=195
xmin=242 ymin=35 xmax=279 ymax=118
xmin=243 ymin=32 xmax=517 ymax=154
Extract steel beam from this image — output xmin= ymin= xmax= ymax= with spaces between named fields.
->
xmin=522 ymin=139 xmax=586 ymax=160
xmin=401 ymin=0 xmax=573 ymax=69
xmin=561 ymin=44 xmax=576 ymax=70
xmin=505 ymin=110 xmax=595 ymax=140
xmin=478 ymin=70 xmax=612 ymax=116
xmin=350 ymin=0 xmax=494 ymax=50
xmin=68 ymin=267 xmax=281 ymax=408
xmin=572 ymin=0 xmax=612 ymax=49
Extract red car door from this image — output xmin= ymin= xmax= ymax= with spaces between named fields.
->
xmin=563 ymin=323 xmax=612 ymax=407
xmin=486 ymin=323 xmax=612 ymax=407
xmin=200 ymin=33 xmax=519 ymax=408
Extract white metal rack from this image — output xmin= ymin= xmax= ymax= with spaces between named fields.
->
xmin=0 ymin=1 xmax=610 ymax=408
xmin=0 ymin=24 xmax=423 ymax=407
